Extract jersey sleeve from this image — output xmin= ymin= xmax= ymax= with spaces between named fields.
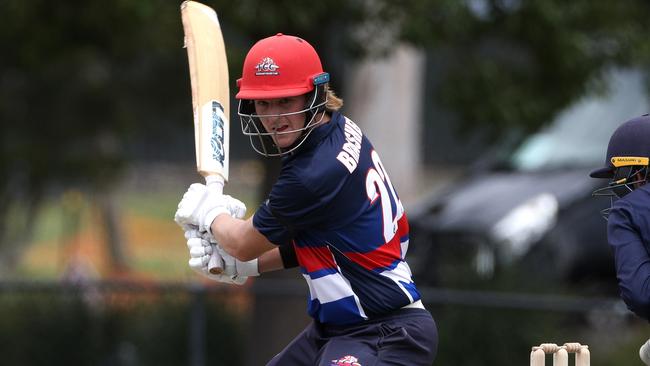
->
xmin=253 ymin=167 xmax=342 ymax=246
xmin=608 ymin=199 xmax=650 ymax=321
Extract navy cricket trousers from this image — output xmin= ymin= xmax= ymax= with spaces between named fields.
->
xmin=266 ymin=308 xmax=438 ymax=366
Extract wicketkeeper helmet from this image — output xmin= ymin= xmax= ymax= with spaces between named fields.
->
xmin=591 ymin=114 xmax=650 ymax=218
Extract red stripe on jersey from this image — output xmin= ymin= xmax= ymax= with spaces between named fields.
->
xmin=399 ymin=212 xmax=409 ymax=238
xmin=344 ymin=214 xmax=409 ymax=271
xmin=294 ymin=244 xmax=337 ymax=273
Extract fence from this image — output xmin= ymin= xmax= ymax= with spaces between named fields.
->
xmin=0 ymin=278 xmax=638 ymax=366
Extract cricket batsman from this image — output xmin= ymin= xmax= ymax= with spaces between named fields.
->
xmin=175 ymin=33 xmax=438 ymax=365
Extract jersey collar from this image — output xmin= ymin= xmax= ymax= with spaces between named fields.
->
xmin=283 ymin=112 xmax=342 ymax=159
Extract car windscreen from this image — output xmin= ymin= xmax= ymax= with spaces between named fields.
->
xmin=509 ymin=69 xmax=650 ymax=172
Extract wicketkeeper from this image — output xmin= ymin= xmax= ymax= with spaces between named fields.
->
xmin=590 ymin=114 xmax=650 ymax=365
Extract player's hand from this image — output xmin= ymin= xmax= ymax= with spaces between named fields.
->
xmin=184 ymin=226 xmax=257 ymax=285
xmin=184 ymin=226 xmax=247 ymax=285
xmin=205 ymin=231 xmax=259 ymax=279
xmin=214 ymin=244 xmax=260 ymax=277
xmin=174 ymin=183 xmax=247 ymax=233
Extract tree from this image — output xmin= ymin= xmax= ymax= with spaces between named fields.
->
xmin=0 ymin=0 xmax=185 ymax=273
xmin=2 ymin=0 xmax=650 ymax=273
xmin=371 ymin=0 xmax=650 ymax=138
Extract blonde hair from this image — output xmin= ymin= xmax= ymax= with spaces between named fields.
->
xmin=325 ymin=84 xmax=343 ymax=112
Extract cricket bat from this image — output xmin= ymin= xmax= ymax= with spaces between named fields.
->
xmin=180 ymin=0 xmax=230 ymax=274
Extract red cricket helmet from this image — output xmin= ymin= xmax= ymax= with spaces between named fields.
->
xmin=236 ymin=33 xmax=329 ymax=100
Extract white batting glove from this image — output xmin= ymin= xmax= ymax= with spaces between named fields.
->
xmin=184 ymin=226 xmax=246 ymax=285
xmin=640 ymin=339 xmax=650 ymax=366
xmin=185 ymin=226 xmax=216 ymax=274
xmin=174 ymin=183 xmax=247 ymax=233
xmin=215 ymin=245 xmax=259 ymax=277
xmin=183 ymin=226 xmax=257 ymax=285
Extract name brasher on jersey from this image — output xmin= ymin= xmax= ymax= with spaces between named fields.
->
xmin=336 ymin=119 xmax=363 ymax=173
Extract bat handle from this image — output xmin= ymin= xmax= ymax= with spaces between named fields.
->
xmin=205 ymin=174 xmax=225 ymax=274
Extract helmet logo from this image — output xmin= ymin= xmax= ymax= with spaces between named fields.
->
xmin=611 ymin=156 xmax=649 ymax=167
xmin=255 ymin=57 xmax=280 ymax=76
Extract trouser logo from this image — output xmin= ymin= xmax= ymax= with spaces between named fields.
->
xmin=330 ymin=355 xmax=361 ymax=366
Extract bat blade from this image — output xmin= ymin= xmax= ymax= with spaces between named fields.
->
xmin=181 ymin=0 xmax=230 ymax=185
xmin=181 ymin=1 xmax=230 ymax=274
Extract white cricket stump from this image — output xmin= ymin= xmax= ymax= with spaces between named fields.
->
xmin=530 ymin=342 xmax=589 ymax=366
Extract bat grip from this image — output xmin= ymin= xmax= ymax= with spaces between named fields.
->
xmin=205 ymin=174 xmax=225 ymax=274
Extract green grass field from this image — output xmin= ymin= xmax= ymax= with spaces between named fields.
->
xmin=17 ymin=168 xmax=261 ymax=281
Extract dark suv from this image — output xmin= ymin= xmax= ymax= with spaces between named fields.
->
xmin=409 ymin=69 xmax=650 ymax=290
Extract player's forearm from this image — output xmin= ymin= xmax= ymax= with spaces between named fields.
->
xmin=211 ymin=214 xmax=275 ymax=261
xmin=257 ymin=247 xmax=285 ymax=273
xmin=257 ymin=244 xmax=299 ymax=272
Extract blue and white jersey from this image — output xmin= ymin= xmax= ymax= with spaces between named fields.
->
xmin=253 ymin=112 xmax=420 ymax=325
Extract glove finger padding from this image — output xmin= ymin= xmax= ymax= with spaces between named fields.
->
xmin=189 ymin=243 xmax=212 ymax=258
xmin=187 ymin=236 xmax=216 ymax=271
xmin=226 ymin=195 xmax=247 ymax=219
xmin=183 ymin=224 xmax=200 ymax=239
xmin=175 ymin=184 xmax=206 ymax=226
xmin=174 ymin=183 xmax=211 ymax=228
xmin=175 ymin=182 xmax=248 ymax=233
xmin=188 ymin=256 xmax=207 ymax=271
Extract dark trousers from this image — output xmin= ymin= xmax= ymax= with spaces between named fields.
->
xmin=267 ymin=308 xmax=438 ymax=366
